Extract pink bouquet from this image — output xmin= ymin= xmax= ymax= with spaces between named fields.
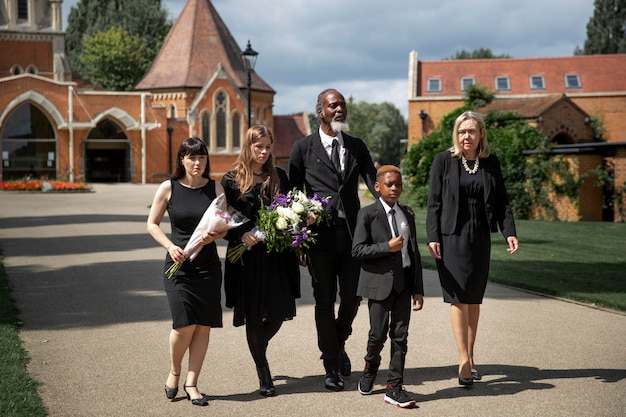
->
xmin=166 ymin=193 xmax=248 ymax=278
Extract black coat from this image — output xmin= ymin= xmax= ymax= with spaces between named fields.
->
xmin=426 ymin=151 xmax=517 ymax=243
xmin=288 ymin=130 xmax=378 ymax=242
xmin=352 ymin=200 xmax=424 ymax=301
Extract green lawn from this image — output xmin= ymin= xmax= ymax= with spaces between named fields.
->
xmin=0 ymin=260 xmax=47 ymax=417
xmin=408 ymin=206 xmax=626 ymax=311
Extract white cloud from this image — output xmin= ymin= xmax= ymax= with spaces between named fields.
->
xmin=62 ymin=0 xmax=595 ymax=117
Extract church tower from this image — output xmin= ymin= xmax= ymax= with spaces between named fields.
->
xmin=0 ymin=0 xmax=71 ymax=81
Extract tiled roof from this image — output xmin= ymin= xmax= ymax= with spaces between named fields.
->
xmin=418 ymin=54 xmax=626 ymax=96
xmin=273 ymin=113 xmax=310 ymax=159
xmin=481 ymin=94 xmax=565 ymax=118
xmin=135 ymin=0 xmax=273 ymax=92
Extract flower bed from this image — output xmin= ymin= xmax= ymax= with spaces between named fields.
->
xmin=0 ymin=180 xmax=92 ymax=192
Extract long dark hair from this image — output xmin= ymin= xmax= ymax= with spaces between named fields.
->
xmin=172 ymin=137 xmax=211 ymax=180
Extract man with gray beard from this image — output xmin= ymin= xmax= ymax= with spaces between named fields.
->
xmin=289 ymin=88 xmax=378 ymax=391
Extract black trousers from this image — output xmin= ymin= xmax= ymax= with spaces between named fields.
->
xmin=364 ymin=285 xmax=412 ymax=387
xmin=307 ymin=221 xmax=361 ymax=372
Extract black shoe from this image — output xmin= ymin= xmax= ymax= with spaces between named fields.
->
xmin=164 ymin=371 xmax=179 ymax=400
xmin=183 ymin=383 xmax=209 ymax=406
xmin=358 ymin=368 xmax=377 ymax=395
xmin=339 ymin=350 xmax=352 ymax=376
xmin=471 ymin=371 xmax=481 ymax=380
xmin=384 ymin=384 xmax=417 ymax=408
xmin=458 ymin=377 xmax=474 ymax=386
xmin=257 ymin=366 xmax=276 ymax=397
xmin=324 ymin=370 xmax=345 ymax=391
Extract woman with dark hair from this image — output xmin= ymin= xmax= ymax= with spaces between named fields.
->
xmin=426 ymin=111 xmax=519 ymax=386
xmin=147 ymin=137 xmax=226 ymax=406
xmin=221 ymin=125 xmax=300 ymax=397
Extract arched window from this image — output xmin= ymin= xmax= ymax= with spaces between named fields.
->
xmin=1 ymin=102 xmax=56 ymax=180
xmin=168 ymin=104 xmax=176 ymax=120
xmin=26 ymin=65 xmax=38 ymax=75
xmin=201 ymin=112 xmax=210 ymax=144
xmin=215 ymin=92 xmax=227 ymax=149
xmin=11 ymin=64 xmax=23 ymax=75
xmin=232 ymin=113 xmax=241 ymax=149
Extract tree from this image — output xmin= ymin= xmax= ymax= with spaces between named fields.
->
xmin=445 ymin=48 xmax=511 ymax=60
xmin=80 ymin=27 xmax=149 ymax=91
xmin=347 ymin=100 xmax=407 ymax=167
xmin=65 ymin=0 xmax=171 ymax=87
xmin=578 ymin=0 xmax=626 ymax=54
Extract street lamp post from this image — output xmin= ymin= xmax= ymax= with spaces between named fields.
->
xmin=241 ymin=40 xmax=258 ymax=128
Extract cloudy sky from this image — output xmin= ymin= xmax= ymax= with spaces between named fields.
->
xmin=62 ymin=0 xmax=595 ymax=117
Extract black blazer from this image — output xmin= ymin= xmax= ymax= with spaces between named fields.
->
xmin=426 ymin=151 xmax=516 ymax=243
xmin=289 ymin=130 xmax=378 ymax=241
xmin=352 ymin=200 xmax=424 ymax=301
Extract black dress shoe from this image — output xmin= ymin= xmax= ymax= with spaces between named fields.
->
xmin=257 ymin=366 xmax=276 ymax=397
xmin=458 ymin=377 xmax=474 ymax=387
xmin=324 ymin=370 xmax=345 ymax=391
xmin=339 ymin=351 xmax=351 ymax=377
xmin=471 ymin=371 xmax=481 ymax=380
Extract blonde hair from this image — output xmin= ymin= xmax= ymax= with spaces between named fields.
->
xmin=449 ymin=111 xmax=490 ymax=159
xmin=232 ymin=125 xmax=280 ymax=199
xmin=376 ymin=165 xmax=401 ymax=180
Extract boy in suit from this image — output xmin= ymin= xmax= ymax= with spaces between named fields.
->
xmin=351 ymin=165 xmax=424 ymax=408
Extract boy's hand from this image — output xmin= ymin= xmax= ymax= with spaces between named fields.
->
xmin=389 ymin=236 xmax=404 ymax=252
xmin=412 ymin=294 xmax=424 ymax=311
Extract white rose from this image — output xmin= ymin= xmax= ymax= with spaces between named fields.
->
xmin=292 ymin=202 xmax=305 ymax=214
xmin=276 ymin=217 xmax=288 ymax=230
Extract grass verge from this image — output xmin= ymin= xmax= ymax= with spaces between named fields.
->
xmin=0 ymin=259 xmax=48 ymax=417
xmin=403 ymin=200 xmax=626 ymax=312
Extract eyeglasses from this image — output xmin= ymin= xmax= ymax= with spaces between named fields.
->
xmin=457 ymin=129 xmax=479 ymax=136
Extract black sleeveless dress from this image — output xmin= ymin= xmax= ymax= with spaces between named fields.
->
xmin=221 ymin=168 xmax=300 ymax=327
xmin=436 ymin=161 xmax=491 ymax=304
xmin=163 ymin=179 xmax=223 ymax=329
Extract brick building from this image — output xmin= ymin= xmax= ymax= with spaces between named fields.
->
xmin=407 ymin=52 xmax=626 ymax=221
xmin=0 ymin=0 xmax=309 ymax=184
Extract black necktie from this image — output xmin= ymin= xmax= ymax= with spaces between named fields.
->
xmin=389 ymin=208 xmax=400 ymax=237
xmin=390 ymin=208 xmax=404 ymax=292
xmin=331 ymin=139 xmax=342 ymax=175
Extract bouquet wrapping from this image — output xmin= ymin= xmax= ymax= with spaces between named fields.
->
xmin=166 ymin=193 xmax=248 ymax=278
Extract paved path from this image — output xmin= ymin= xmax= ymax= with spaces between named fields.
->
xmin=1 ymin=184 xmax=625 ymax=417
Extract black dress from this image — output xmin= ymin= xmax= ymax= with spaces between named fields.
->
xmin=163 ymin=179 xmax=223 ymax=329
xmin=221 ymin=168 xmax=300 ymax=327
xmin=437 ymin=161 xmax=491 ymax=304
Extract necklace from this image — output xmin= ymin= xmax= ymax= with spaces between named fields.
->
xmin=461 ymin=156 xmax=479 ymax=175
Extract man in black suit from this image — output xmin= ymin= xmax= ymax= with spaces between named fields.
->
xmin=289 ymin=88 xmax=378 ymax=391
xmin=351 ymin=165 xmax=424 ymax=408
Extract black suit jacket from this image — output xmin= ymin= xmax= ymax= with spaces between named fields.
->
xmin=352 ymin=200 xmax=424 ymax=301
xmin=426 ymin=151 xmax=517 ymax=243
xmin=289 ymin=130 xmax=378 ymax=242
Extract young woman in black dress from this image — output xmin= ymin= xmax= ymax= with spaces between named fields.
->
xmin=221 ymin=125 xmax=300 ymax=397
xmin=426 ymin=111 xmax=519 ymax=386
xmin=147 ymin=138 xmax=227 ymax=406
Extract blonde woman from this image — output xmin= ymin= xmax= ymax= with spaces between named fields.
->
xmin=426 ymin=111 xmax=519 ymax=386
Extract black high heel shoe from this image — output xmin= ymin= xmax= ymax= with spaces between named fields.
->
xmin=183 ymin=383 xmax=209 ymax=406
xmin=458 ymin=377 xmax=474 ymax=386
xmin=471 ymin=371 xmax=481 ymax=380
xmin=164 ymin=371 xmax=180 ymax=399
